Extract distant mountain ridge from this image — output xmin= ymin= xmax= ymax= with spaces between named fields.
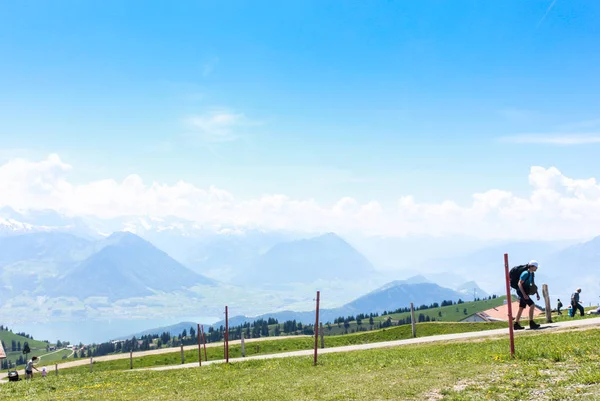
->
xmin=240 ymin=232 xmax=375 ymax=286
xmin=47 ymin=232 xmax=216 ymax=300
xmin=211 ymin=280 xmax=468 ymax=328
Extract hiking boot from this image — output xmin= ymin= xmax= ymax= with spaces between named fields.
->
xmin=529 ymin=321 xmax=541 ymax=330
xmin=513 ymin=322 xmax=524 ymax=330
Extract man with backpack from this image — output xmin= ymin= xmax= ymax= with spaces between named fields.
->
xmin=512 ymin=260 xmax=541 ymax=330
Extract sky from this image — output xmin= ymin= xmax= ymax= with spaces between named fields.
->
xmin=1 ymin=0 xmax=600 ymax=240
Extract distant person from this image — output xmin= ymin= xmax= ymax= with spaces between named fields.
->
xmin=587 ymin=306 xmax=600 ymax=315
xmin=557 ymin=299 xmax=563 ymax=315
xmin=25 ymin=356 xmax=39 ymax=380
xmin=514 ymin=260 xmax=541 ymax=330
xmin=571 ymin=288 xmax=584 ymax=317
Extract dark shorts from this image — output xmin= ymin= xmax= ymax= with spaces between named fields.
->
xmin=26 ymin=370 xmax=32 ymax=375
xmin=517 ymin=290 xmax=534 ymax=308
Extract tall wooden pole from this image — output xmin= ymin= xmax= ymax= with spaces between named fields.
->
xmin=201 ymin=325 xmax=208 ymax=361
xmin=504 ymin=253 xmax=515 ymax=358
xmin=313 ymin=291 xmax=320 ymax=366
xmin=410 ymin=303 xmax=416 ymax=338
xmin=241 ymin=331 xmax=246 ymax=357
xmin=225 ymin=306 xmax=229 ymax=363
xmin=197 ymin=323 xmax=202 ymax=366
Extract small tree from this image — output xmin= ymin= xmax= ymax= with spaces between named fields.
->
xmin=22 ymin=341 xmax=31 ymax=360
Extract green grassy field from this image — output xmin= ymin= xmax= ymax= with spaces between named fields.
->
xmin=37 ymin=349 xmax=73 ymax=365
xmin=263 ymin=296 xmax=509 ymax=337
xmin=0 ymin=329 xmax=51 ymax=367
xmin=384 ymin=296 xmax=507 ymax=322
xmin=0 ymin=330 xmax=49 ymax=350
xmin=55 ymin=321 xmax=507 ymax=374
xmin=3 ymin=324 xmax=600 ymax=400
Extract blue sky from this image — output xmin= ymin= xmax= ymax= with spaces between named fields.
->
xmin=1 ymin=0 xmax=599 ymax=206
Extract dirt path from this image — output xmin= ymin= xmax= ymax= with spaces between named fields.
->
xmin=0 ymin=334 xmax=307 ymax=380
xmin=2 ymin=318 xmax=599 ymax=380
xmin=136 ymin=316 xmax=600 ymax=372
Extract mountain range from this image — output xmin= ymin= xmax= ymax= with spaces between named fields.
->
xmin=209 ymin=280 xmax=469 ymax=329
xmin=2 ymin=206 xmax=600 ymax=343
xmin=48 ymin=232 xmax=216 ymax=300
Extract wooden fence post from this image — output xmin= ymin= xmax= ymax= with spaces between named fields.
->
xmin=313 ymin=290 xmax=320 ymax=366
xmin=130 ymin=351 xmax=133 ymax=369
xmin=320 ymin=322 xmax=324 ymax=348
xmin=201 ymin=325 xmax=207 ymax=361
xmin=542 ymin=284 xmax=552 ymax=323
xmin=225 ymin=306 xmax=229 ymax=363
xmin=55 ymin=363 xmax=58 ymax=376
xmin=180 ymin=344 xmax=184 ymax=364
xmin=410 ymin=303 xmax=416 ymax=338
xmin=241 ymin=331 xmax=245 ymax=357
xmin=89 ymin=357 xmax=93 ymax=373
xmin=197 ymin=323 xmax=202 ymax=366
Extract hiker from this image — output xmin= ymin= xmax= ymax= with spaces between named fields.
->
xmin=25 ymin=356 xmax=39 ymax=380
xmin=557 ymin=299 xmax=563 ymax=315
xmin=514 ymin=260 xmax=541 ymax=330
xmin=571 ymin=288 xmax=584 ymax=317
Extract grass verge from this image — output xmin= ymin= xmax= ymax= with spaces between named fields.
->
xmin=55 ymin=322 xmax=507 ymax=374
xmin=3 ymin=326 xmax=600 ymax=400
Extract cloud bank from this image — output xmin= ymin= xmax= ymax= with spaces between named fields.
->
xmin=2 ymin=154 xmax=600 ymax=241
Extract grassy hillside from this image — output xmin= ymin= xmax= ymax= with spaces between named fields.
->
xmin=3 ymin=324 xmax=600 ymax=400
xmin=0 ymin=329 xmax=49 ymax=349
xmin=0 ymin=328 xmax=51 ymax=368
xmin=381 ymin=295 xmax=506 ymax=322
xmin=56 ymin=321 xmax=507 ymax=374
xmin=280 ymin=296 xmax=509 ymax=336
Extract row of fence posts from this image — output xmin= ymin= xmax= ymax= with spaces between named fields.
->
xmin=83 ymin=323 xmax=209 ymax=373
xmin=60 ymin=287 xmax=425 ymax=374
xmin=82 ymin=252 xmax=558 ymax=374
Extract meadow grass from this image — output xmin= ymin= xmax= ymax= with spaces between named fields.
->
xmin=3 ymin=326 xmax=600 ymax=400
xmin=0 ymin=330 xmax=49 ymax=350
xmin=56 ymin=321 xmax=507 ymax=374
xmin=0 ymin=330 xmax=53 ymax=368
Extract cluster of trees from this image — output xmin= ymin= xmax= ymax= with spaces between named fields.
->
xmin=6 ymin=339 xmax=36 ymax=353
xmin=0 ymin=325 xmax=38 ymax=340
xmin=0 ymin=356 xmax=25 ymax=370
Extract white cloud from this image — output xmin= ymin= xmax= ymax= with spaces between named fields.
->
xmin=2 ymin=154 xmax=600 ymax=241
xmin=185 ymin=110 xmax=256 ymax=142
xmin=498 ymin=134 xmax=600 ymax=145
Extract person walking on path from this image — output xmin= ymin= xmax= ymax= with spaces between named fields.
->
xmin=571 ymin=288 xmax=584 ymax=317
xmin=557 ymin=299 xmax=563 ymax=315
xmin=514 ymin=260 xmax=541 ymax=330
